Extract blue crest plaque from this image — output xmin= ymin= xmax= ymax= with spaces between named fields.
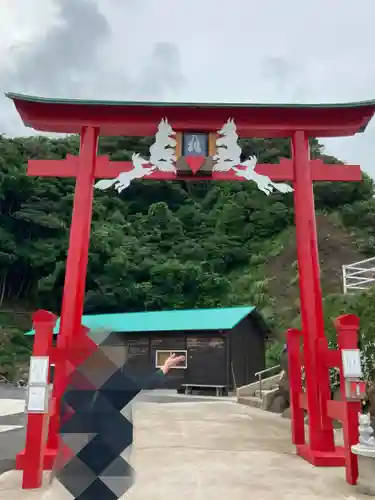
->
xmin=182 ymin=133 xmax=209 ymax=157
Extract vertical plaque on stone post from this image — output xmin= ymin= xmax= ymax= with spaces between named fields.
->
xmin=342 ymin=349 xmax=363 ymax=379
xmin=26 ymin=356 xmax=50 ymax=413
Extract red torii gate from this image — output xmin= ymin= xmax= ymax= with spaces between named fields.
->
xmin=6 ymin=93 xmax=375 ymax=481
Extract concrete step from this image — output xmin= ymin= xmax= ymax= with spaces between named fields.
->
xmin=236 ymin=373 xmax=281 ymax=399
xmin=255 ymin=388 xmax=278 ymax=399
xmin=237 ymin=396 xmax=262 ymax=409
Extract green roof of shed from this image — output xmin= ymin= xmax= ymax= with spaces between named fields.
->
xmin=24 ymin=306 xmax=256 ymax=336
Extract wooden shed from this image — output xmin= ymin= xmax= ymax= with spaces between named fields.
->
xmin=26 ymin=306 xmax=269 ymax=394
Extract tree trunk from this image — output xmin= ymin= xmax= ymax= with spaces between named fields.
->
xmin=0 ymin=271 xmax=7 ymax=307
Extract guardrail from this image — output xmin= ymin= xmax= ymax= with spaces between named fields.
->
xmin=254 ymin=364 xmax=281 ymax=397
xmin=342 ymin=257 xmax=375 ymax=294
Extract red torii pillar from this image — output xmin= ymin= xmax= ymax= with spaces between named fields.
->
xmin=257 ymin=131 xmax=361 ymax=462
xmin=38 ymin=127 xmax=100 ymax=459
xmin=26 ymin=127 xmax=361 ymax=466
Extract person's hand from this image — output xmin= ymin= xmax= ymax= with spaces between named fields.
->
xmin=161 ymin=353 xmax=185 ymax=374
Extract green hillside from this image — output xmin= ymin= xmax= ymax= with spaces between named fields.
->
xmin=0 ymin=133 xmax=374 ymax=380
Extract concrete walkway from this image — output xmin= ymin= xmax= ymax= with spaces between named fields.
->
xmin=0 ymin=400 xmax=367 ymax=499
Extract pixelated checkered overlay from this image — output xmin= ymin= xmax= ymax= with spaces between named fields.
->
xmin=51 ymin=330 xmax=165 ymax=499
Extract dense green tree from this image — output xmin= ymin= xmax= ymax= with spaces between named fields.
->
xmin=0 ymin=132 xmax=372 ymax=311
xmin=0 ymin=132 xmax=374 ymax=378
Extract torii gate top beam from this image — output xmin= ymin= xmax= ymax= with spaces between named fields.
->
xmin=6 ymin=92 xmax=375 ymax=138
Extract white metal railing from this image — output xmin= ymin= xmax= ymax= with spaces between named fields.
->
xmin=342 ymin=257 xmax=375 ymax=294
xmin=254 ymin=364 xmax=281 ymax=397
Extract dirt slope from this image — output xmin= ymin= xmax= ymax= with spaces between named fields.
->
xmin=265 ymin=215 xmax=366 ymax=323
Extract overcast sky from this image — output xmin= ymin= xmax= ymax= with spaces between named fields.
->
xmin=1 ymin=0 xmax=375 ymax=176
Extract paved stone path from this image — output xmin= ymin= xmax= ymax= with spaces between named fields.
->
xmin=0 ymin=388 xmax=368 ymax=499
xmin=0 ymin=387 xmax=231 ymax=473
xmin=0 ymin=389 xmax=27 ymax=474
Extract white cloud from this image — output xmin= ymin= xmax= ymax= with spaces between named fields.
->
xmin=1 ymin=0 xmax=375 ymax=176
